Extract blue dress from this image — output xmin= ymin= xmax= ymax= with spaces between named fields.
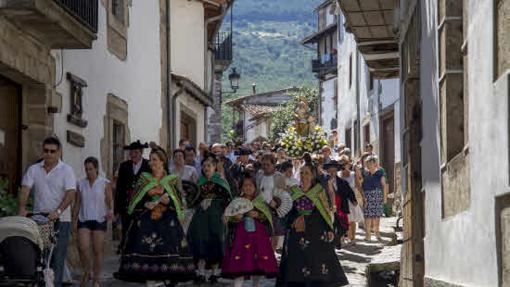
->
xmin=362 ymin=169 xmax=384 ymax=218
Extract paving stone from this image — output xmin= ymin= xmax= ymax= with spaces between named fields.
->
xmin=80 ymin=217 xmax=399 ymax=287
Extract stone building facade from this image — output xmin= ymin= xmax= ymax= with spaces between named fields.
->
xmin=302 ymin=0 xmax=339 ymax=134
xmin=0 ymin=0 xmax=97 ymax=193
xmin=339 ymin=0 xmax=510 ymax=286
xmin=335 ymin=8 xmax=401 ymax=206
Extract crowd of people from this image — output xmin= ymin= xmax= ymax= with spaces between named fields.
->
xmin=17 ymin=135 xmax=389 ymax=287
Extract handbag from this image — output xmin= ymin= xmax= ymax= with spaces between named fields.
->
xmin=348 ymin=201 xmax=364 ymax=223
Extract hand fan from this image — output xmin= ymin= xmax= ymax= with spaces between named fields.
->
xmin=273 ymin=190 xmax=293 ymax=217
xmin=224 ymin=197 xmax=254 ymax=217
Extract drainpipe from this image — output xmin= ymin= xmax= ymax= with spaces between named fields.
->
xmin=166 ymin=0 xmax=173 ymax=151
xmin=355 ymin=49 xmax=361 ymax=156
xmin=204 ymin=106 xmax=208 ymax=143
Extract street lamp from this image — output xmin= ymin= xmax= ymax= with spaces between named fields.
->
xmin=228 ymin=67 xmax=240 ymax=92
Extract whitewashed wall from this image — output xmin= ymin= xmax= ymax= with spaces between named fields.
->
xmin=170 ymin=0 xmax=205 ymax=89
xmin=244 ymin=112 xmax=269 ymax=143
xmin=336 ymin=13 xmax=400 ymax=162
xmin=54 ymin=1 xmax=162 ymax=178
xmin=321 ymin=77 xmax=337 ymax=134
xmin=421 ymin=0 xmax=504 ymax=285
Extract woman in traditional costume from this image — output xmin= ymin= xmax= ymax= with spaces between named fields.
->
xmin=277 ymin=163 xmax=349 ymax=287
xmin=114 ymin=147 xmax=195 ymax=285
xmin=187 ymin=153 xmax=232 ymax=283
xmin=222 ymin=174 xmax=278 ymax=286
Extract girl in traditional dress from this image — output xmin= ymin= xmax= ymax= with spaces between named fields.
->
xmin=114 ymin=147 xmax=195 ymax=285
xmin=222 ymin=174 xmax=278 ymax=286
xmin=278 ymin=163 xmax=349 ymax=287
xmin=187 ymin=153 xmax=232 ymax=284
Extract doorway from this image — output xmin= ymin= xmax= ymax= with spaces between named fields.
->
xmin=0 ymin=75 xmax=21 ymax=194
xmin=180 ymin=111 xmax=197 ymax=148
xmin=381 ymin=111 xmax=395 ymax=196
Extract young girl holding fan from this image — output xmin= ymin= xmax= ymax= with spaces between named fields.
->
xmin=222 ymin=174 xmax=278 ymax=287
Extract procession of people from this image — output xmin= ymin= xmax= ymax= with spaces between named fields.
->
xmin=16 ymin=100 xmax=390 ymax=287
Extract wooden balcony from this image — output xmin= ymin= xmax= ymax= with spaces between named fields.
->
xmin=0 ymin=0 xmax=98 ymax=49
xmin=214 ymin=32 xmax=233 ymax=69
xmin=337 ymin=0 xmax=399 ymax=78
xmin=312 ymin=55 xmax=338 ymax=78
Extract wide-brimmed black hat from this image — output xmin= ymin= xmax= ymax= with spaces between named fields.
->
xmin=123 ymin=140 xmax=149 ymax=150
xmin=323 ymin=160 xmax=343 ymax=170
xmin=234 ymin=147 xmax=252 ymax=156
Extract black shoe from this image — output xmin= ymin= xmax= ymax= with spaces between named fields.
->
xmin=209 ymin=275 xmax=219 ymax=284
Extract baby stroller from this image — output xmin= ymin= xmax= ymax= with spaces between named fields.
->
xmin=0 ymin=213 xmax=59 ymax=287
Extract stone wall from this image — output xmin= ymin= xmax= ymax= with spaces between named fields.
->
xmin=0 ymin=17 xmax=56 ymax=170
xmin=207 ymin=70 xmax=223 ymax=144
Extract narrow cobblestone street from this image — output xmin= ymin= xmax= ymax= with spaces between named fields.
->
xmin=76 ymin=217 xmax=398 ymax=287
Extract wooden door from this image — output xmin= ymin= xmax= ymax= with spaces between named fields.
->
xmin=180 ymin=112 xmax=197 ymax=148
xmin=401 ymin=79 xmax=425 ymax=287
xmin=0 ymin=76 xmax=21 ymax=194
xmin=381 ymin=112 xmax=395 ymax=196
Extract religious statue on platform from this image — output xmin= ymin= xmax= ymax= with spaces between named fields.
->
xmin=294 ymin=98 xmax=317 ymax=137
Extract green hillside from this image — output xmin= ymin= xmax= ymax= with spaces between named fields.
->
xmin=221 ymin=0 xmax=322 ymax=135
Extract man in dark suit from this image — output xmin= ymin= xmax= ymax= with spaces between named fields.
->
xmin=320 ymin=160 xmax=357 ymax=247
xmin=114 ymin=140 xmax=151 ymax=252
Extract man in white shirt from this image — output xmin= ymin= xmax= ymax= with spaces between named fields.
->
xmin=18 ymin=136 xmax=76 ymax=287
xmin=256 ymin=153 xmax=286 ymax=250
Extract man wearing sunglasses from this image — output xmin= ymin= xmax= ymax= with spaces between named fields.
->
xmin=18 ymin=136 xmax=77 ymax=287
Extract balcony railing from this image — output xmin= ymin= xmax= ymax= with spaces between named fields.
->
xmin=214 ymin=32 xmax=233 ymax=63
xmin=53 ymin=0 xmax=98 ymax=33
xmin=312 ymin=54 xmax=338 ymax=76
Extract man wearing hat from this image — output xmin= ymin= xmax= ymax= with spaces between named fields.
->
xmin=228 ymin=147 xmax=256 ymax=192
xmin=114 ymin=140 xmax=151 ymax=252
xmin=320 ymin=160 xmax=358 ymax=247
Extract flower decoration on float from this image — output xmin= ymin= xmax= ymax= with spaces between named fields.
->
xmin=279 ymin=99 xmax=328 ymax=158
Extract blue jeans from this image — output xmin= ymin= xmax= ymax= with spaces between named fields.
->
xmin=51 ymin=222 xmax=70 ymax=287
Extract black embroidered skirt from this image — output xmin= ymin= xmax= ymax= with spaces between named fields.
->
xmin=115 ymin=208 xmax=196 ymax=283
xmin=277 ymin=210 xmax=349 ymax=287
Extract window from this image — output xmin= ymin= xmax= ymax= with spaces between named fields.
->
xmin=438 ymin=0 xmax=470 ymax=218
xmin=107 ymin=0 xmax=128 ymax=60
xmin=66 ymin=72 xmax=87 ymax=127
xmin=349 ymin=54 xmax=353 ymax=89
xmin=112 ymin=120 xmax=125 ymax=174
xmin=112 ymin=0 xmax=125 ymax=23
xmin=105 ymin=93 xmax=129 ymax=179
xmin=495 ymin=0 xmax=510 ymax=80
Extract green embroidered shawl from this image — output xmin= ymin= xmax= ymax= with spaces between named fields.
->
xmin=290 ymin=184 xmax=333 ymax=230
xmin=127 ymin=172 xmax=184 ymax=220
xmin=197 ymin=172 xmax=232 ymax=199
xmin=252 ymin=195 xmax=273 ymax=230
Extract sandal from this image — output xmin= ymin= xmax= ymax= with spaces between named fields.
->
xmin=80 ymin=271 xmax=90 ymax=287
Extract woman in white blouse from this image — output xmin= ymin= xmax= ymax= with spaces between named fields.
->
xmin=72 ymin=157 xmax=113 ymax=287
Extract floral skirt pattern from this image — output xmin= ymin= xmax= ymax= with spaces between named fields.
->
xmin=277 ymin=210 xmax=348 ymax=287
xmin=115 ymin=209 xmax=195 ymax=283
xmin=363 ymin=188 xmax=384 ymax=218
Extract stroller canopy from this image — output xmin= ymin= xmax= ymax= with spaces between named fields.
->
xmin=0 ymin=216 xmax=44 ymax=251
